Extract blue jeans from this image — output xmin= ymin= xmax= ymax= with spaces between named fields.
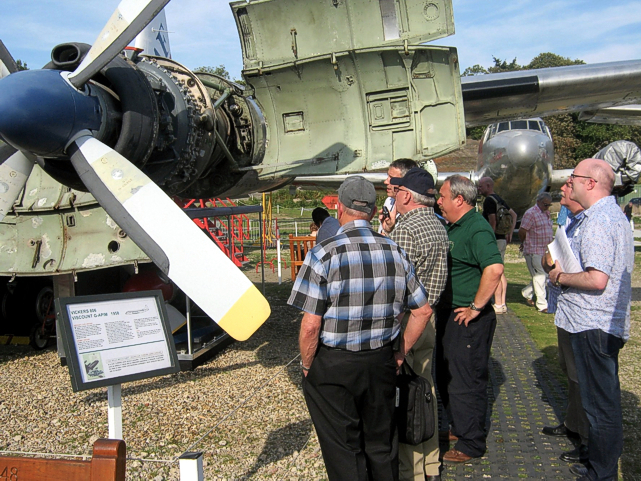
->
xmin=570 ymin=329 xmax=624 ymax=481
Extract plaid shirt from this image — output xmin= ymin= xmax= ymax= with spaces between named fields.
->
xmin=520 ymin=204 xmax=553 ymax=255
xmin=390 ymin=207 xmax=448 ymax=306
xmin=288 ymin=220 xmax=428 ymax=351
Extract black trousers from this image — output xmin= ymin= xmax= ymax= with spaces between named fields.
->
xmin=435 ymin=305 xmax=496 ymax=457
xmin=303 ymin=344 xmax=399 ymax=481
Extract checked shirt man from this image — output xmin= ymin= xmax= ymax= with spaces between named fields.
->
xmin=387 ymin=167 xmax=448 ymax=481
xmin=289 ymin=176 xmax=432 ymax=481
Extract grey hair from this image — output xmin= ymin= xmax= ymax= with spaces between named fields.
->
xmin=407 ymin=189 xmax=436 ymax=207
xmin=341 ymin=204 xmax=372 ymax=219
xmin=446 ymin=175 xmax=477 ymax=206
xmin=390 ymin=158 xmax=419 ymax=176
xmin=536 ymin=192 xmax=552 ymax=203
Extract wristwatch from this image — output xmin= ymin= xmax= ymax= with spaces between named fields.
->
xmin=469 ymin=301 xmax=482 ymax=311
xmin=554 ymin=273 xmax=562 ymax=287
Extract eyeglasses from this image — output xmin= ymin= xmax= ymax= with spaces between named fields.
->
xmin=542 ymin=203 xmax=552 ymax=207
xmin=570 ymin=173 xmax=597 ymax=183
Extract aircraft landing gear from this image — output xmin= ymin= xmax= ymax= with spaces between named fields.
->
xmin=28 ymin=286 xmax=55 ymax=350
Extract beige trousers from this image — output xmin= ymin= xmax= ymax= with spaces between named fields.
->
xmin=399 ymin=313 xmax=439 ymax=480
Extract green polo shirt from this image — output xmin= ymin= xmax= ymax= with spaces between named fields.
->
xmin=441 ymin=208 xmax=503 ymax=308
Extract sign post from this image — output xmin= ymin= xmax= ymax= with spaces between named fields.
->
xmin=56 ymin=290 xmax=180 ymax=439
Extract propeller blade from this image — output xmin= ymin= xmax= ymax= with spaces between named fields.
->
xmin=68 ymin=135 xmax=270 ymax=341
xmin=0 ymin=40 xmax=18 ymax=79
xmin=68 ymin=0 xmax=170 ymax=88
xmin=0 ymin=146 xmax=34 ymax=222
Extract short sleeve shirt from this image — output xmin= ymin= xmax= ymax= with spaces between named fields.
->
xmin=441 ymin=209 xmax=503 ymax=308
xmin=555 ymin=196 xmax=634 ymax=340
xmin=482 ymin=194 xmax=509 ymax=240
xmin=288 ymin=220 xmax=428 ymax=351
xmin=520 ymin=204 xmax=553 ymax=256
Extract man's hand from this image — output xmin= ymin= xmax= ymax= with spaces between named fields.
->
xmin=548 ymin=260 xmax=564 ymax=285
xmin=394 ymin=351 xmax=405 ymax=373
xmin=506 ymin=233 xmax=512 ymax=243
xmin=453 ymin=306 xmax=481 ymax=326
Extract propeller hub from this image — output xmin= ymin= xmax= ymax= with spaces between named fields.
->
xmin=0 ymin=69 xmax=102 ymax=157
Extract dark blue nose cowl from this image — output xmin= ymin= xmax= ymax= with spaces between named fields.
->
xmin=0 ymin=69 xmax=102 ymax=157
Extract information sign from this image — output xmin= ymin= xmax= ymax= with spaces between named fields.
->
xmin=56 ymin=290 xmax=180 ymax=392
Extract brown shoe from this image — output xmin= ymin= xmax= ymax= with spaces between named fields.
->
xmin=448 ymin=431 xmax=458 ymax=442
xmin=442 ymin=448 xmax=473 ymax=464
xmin=526 ymin=299 xmax=535 ymax=307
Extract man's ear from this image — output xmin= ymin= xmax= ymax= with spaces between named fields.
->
xmin=368 ymin=206 xmax=378 ymax=221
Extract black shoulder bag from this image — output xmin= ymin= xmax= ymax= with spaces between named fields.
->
xmin=395 ymin=360 xmax=435 ymax=445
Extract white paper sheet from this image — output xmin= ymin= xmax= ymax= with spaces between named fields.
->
xmin=547 ymin=226 xmax=583 ymax=274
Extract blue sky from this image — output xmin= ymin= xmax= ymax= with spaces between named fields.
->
xmin=2 ymin=0 xmax=641 ymax=80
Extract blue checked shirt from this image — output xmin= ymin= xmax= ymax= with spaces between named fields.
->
xmin=288 ymin=219 xmax=429 ymax=351
xmin=555 ymin=196 xmax=634 ymax=340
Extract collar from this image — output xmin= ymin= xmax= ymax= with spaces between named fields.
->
xmin=448 ymin=207 xmax=476 ymax=228
xmin=397 ymin=206 xmax=435 ymax=222
xmin=336 ymin=219 xmax=372 ymax=234
xmin=583 ymin=195 xmax=615 ymax=218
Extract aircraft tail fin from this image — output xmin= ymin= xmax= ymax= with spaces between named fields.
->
xmin=134 ymin=8 xmax=171 ymax=58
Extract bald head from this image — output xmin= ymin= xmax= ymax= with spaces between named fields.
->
xmin=569 ymin=158 xmax=615 ymax=209
xmin=581 ymin=158 xmax=615 ymax=194
xmin=478 ymin=176 xmax=495 ymax=196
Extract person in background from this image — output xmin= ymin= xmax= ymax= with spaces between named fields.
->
xmin=309 ymin=222 xmax=318 ymax=238
xmin=541 ymin=181 xmax=589 ymax=466
xmin=290 ymin=176 xmax=432 ymax=481
xmin=435 ymin=175 xmax=503 ymax=464
xmin=549 ymin=159 xmax=633 ymax=481
xmin=623 ymin=200 xmax=634 ymax=232
xmin=518 ymin=193 xmax=554 ymax=313
xmin=379 ymin=159 xmax=418 ymax=235
xmin=312 ymin=207 xmax=339 ymax=243
xmin=478 ymin=177 xmax=517 ymax=314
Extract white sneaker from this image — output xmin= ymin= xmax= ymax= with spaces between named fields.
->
xmin=492 ymin=304 xmax=507 ymax=314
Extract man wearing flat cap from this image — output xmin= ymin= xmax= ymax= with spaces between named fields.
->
xmin=289 ymin=176 xmax=433 ymax=481
xmin=386 ymin=167 xmax=448 ymax=481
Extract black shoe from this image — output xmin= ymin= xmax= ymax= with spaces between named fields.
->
xmin=542 ymin=423 xmax=580 ymax=439
xmin=425 ymin=476 xmax=441 ymax=481
xmin=569 ymin=463 xmax=588 ymax=477
xmin=561 ymin=444 xmax=589 ymax=463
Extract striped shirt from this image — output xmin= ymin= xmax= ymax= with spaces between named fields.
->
xmin=288 ymin=219 xmax=428 ymax=351
xmin=390 ymin=207 xmax=448 ymax=307
xmin=521 ymin=204 xmax=553 ymax=255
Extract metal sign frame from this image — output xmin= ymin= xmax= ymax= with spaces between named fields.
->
xmin=56 ymin=290 xmax=180 ymax=392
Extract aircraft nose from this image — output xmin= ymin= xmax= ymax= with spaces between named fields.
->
xmin=506 ymin=134 xmax=543 ymax=168
xmin=0 ymin=69 xmax=102 ymax=157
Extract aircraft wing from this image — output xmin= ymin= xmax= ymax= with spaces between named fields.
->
xmin=461 ymin=60 xmax=641 ymax=127
xmin=578 ymin=104 xmax=641 ymax=126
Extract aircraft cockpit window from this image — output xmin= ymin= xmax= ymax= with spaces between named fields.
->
xmin=486 ymin=124 xmax=497 ymax=140
xmin=510 ymin=120 xmax=528 ymax=130
xmin=528 ymin=120 xmax=542 ymax=131
xmin=497 ymin=122 xmax=509 ymax=132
